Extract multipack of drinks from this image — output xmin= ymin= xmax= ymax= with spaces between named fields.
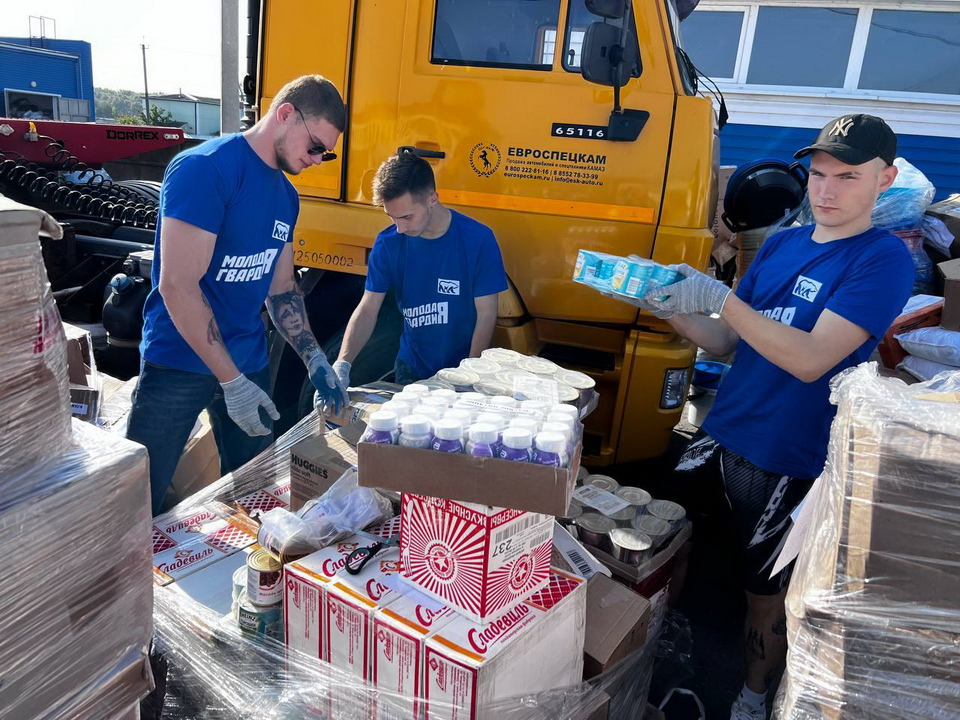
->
xmin=572 ymin=249 xmax=680 ymax=300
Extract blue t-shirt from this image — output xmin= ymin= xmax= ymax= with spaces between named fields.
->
xmin=703 ymin=225 xmax=914 ymax=479
xmin=365 ymin=210 xmax=508 ymax=378
xmin=141 ymin=134 xmax=299 ymax=375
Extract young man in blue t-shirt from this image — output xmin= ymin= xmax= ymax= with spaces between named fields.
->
xmin=333 ymin=153 xmax=508 ymax=387
xmin=127 ymin=75 xmax=349 ymax=515
xmin=624 ymin=115 xmax=914 ymax=719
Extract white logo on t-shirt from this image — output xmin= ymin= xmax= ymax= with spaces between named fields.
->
xmin=437 ymin=278 xmax=460 ymax=296
xmin=403 ymin=302 xmax=449 ymax=328
xmin=272 ymin=220 xmax=290 ymax=242
xmin=215 ymin=248 xmax=279 ymax=283
xmin=792 ymin=275 xmax=822 ymax=302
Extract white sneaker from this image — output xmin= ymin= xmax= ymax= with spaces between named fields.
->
xmin=730 ymin=696 xmax=766 ymax=720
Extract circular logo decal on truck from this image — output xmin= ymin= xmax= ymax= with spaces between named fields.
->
xmin=469 ymin=143 xmax=501 ymax=177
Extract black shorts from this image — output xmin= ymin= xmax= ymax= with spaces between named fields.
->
xmin=673 ymin=434 xmax=814 ymax=595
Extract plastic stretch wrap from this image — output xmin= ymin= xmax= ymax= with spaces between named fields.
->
xmin=0 ymin=196 xmax=72 ymax=478
xmin=0 ymin=419 xmax=154 ymax=719
xmin=776 ymin=364 xmax=960 ymax=720
xmin=870 ymin=158 xmax=936 ymax=231
xmin=150 ymin=413 xmax=658 ymax=719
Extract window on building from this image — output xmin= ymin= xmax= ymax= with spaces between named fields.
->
xmin=746 ymin=7 xmax=858 ymax=88
xmin=5 ymin=90 xmax=59 ymax=120
xmin=859 ymin=10 xmax=960 ymax=96
xmin=432 ymin=0 xmax=561 ymax=70
xmin=681 ymin=9 xmax=745 ymax=80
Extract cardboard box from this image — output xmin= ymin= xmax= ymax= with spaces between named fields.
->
xmin=290 ymin=430 xmax=359 ymax=511
xmin=171 ymin=411 xmax=221 ymax=500
xmin=283 ymin=517 xmax=400 ymax=664
xmin=876 ymin=294 xmax=944 ymax=368
xmin=711 ymin=165 xmax=737 ymax=262
xmin=151 ymin=509 xmax=258 ymax=586
xmin=583 ymin=573 xmax=651 ymax=678
xmin=63 ymin=322 xmax=102 ymax=421
xmin=423 ymin=568 xmax=586 ymax=720
xmin=373 ymin=592 xmax=458 ymax=720
xmin=938 ymin=258 xmax=960 ymax=331
xmin=358 ymin=442 xmax=581 ymax=517
xmin=400 ymin=493 xmax=554 ymax=624
xmin=588 ymin=523 xmax=691 ymax=639
xmin=926 ymin=194 xmax=960 ymax=259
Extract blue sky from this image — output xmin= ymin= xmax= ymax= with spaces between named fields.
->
xmin=1 ymin=2 xmax=244 ymax=98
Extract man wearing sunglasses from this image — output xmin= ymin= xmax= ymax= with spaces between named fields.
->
xmin=128 ymin=74 xmax=348 ymax=515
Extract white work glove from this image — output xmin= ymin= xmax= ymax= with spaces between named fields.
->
xmin=332 ymin=359 xmax=352 ymax=390
xmin=306 ymin=350 xmax=349 ymax=415
xmin=642 ymin=263 xmax=732 ymax=316
xmin=220 ymin=374 xmax=280 ymax=437
xmin=598 ymin=289 xmax=674 ymax=319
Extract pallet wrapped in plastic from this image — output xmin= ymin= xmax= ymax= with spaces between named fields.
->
xmin=148 ymin=413 xmax=658 ymax=720
xmin=0 ymin=419 xmax=154 ymax=719
xmin=0 ymin=196 xmax=72 ymax=477
xmin=776 ymin=364 xmax=960 ymax=720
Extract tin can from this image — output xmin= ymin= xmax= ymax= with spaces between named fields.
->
xmin=236 ymin=591 xmax=283 ymax=639
xmin=574 ymin=513 xmax=617 ymax=553
xmin=437 ymin=368 xmax=480 ymax=390
xmin=557 ymin=500 xmax=583 ymax=527
xmin=583 ymin=474 xmax=620 ymax=493
xmin=631 ymin=515 xmax=673 ymax=550
xmin=232 ymin=566 xmax=246 ymax=603
xmin=616 ymin=487 xmax=652 ymax=516
xmin=517 ymin=356 xmax=559 ymax=376
xmin=459 ymin=357 xmax=502 ymax=376
xmin=647 ymin=499 xmax=686 ymax=529
xmin=603 ymin=505 xmax=638 ymax=527
xmin=555 ymin=382 xmax=581 ymax=404
xmin=246 ymin=549 xmax=282 ymax=606
xmin=481 ymin=347 xmax=523 ymax=366
xmin=608 ymin=529 xmax=653 ymax=565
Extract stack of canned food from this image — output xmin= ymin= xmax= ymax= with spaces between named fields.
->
xmin=415 ymin=348 xmax=597 ymax=412
xmin=560 ymin=474 xmax=687 ymax=567
xmin=231 ymin=548 xmax=284 ymax=640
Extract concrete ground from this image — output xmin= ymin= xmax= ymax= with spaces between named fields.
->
xmin=591 ymin=412 xmax=755 ymax=720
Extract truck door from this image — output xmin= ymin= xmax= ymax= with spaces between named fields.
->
xmin=259 ymin=0 xmax=356 ymax=201
xmin=346 ymin=0 xmax=678 ymax=321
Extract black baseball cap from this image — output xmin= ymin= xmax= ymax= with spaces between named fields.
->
xmin=794 ymin=114 xmax=897 ymax=166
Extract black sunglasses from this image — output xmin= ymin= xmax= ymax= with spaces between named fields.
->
xmin=295 ymin=106 xmax=337 ymax=162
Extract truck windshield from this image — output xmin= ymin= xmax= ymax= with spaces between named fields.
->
xmin=432 ymin=0 xmax=562 ymax=71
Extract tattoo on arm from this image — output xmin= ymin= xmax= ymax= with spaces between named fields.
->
xmin=747 ymin=627 xmax=766 ymax=661
xmin=201 ymin=295 xmax=225 ymax=347
xmin=268 ymin=288 xmax=320 ymax=360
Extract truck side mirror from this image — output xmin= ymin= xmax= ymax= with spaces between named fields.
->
xmin=580 ymin=22 xmax=638 ymax=87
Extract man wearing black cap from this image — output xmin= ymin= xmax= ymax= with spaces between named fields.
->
xmin=624 ymin=115 xmax=914 ymax=719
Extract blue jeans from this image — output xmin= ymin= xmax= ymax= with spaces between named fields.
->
xmin=126 ymin=361 xmax=274 ymax=515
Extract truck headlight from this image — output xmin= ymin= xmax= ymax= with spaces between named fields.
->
xmin=660 ymin=368 xmax=690 ymax=410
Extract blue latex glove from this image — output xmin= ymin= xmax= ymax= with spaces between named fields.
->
xmin=306 ymin=350 xmax=349 ymax=415
xmin=642 ymin=263 xmax=732 ymax=316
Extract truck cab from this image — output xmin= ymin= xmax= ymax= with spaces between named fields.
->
xmin=253 ymin=0 xmax=719 ymax=465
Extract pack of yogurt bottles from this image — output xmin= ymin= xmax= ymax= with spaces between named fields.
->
xmin=358 ymin=384 xmax=581 ymax=468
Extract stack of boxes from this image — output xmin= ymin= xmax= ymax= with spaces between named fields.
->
xmin=0 ymin=197 xmax=153 ymax=719
xmin=778 ymin=366 xmax=960 ymax=719
xmin=283 ymin=379 xmax=590 ymax=720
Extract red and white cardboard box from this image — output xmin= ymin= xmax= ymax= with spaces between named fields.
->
xmin=423 ymin=568 xmax=587 ymax=720
xmin=400 ymin=494 xmax=553 ymax=624
xmin=152 ymin=508 xmax=258 ymax=585
xmin=284 ymin=516 xmax=401 ymax=664
xmin=372 ymin=590 xmax=458 ymax=720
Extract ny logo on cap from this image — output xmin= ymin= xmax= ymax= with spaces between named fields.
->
xmin=830 ymin=117 xmax=855 ymax=138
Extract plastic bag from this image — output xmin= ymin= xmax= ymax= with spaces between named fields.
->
xmin=257 ymin=468 xmax=392 ymax=561
xmin=871 ymin=158 xmax=936 ymax=230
